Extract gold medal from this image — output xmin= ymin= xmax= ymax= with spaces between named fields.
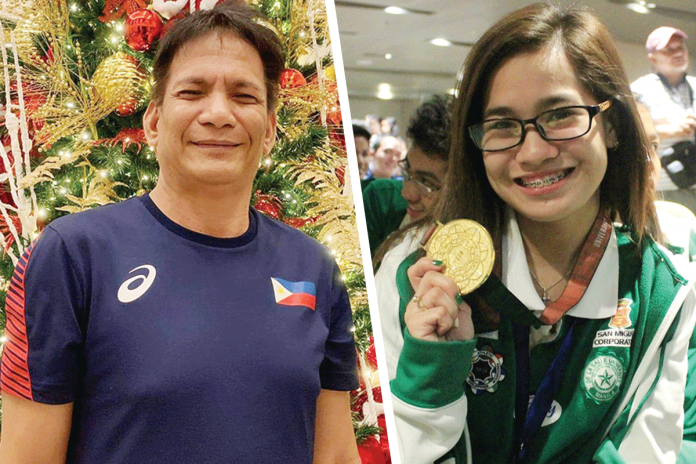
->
xmin=424 ymin=220 xmax=495 ymax=295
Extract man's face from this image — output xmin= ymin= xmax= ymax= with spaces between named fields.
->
xmin=354 ymin=135 xmax=371 ymax=178
xmin=400 ymin=147 xmax=446 ymax=220
xmin=371 ymin=136 xmax=402 ymax=178
xmin=649 ymin=36 xmax=689 ymax=78
xmin=143 ymin=32 xmax=276 ymax=193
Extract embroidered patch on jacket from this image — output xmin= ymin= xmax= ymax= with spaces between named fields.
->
xmin=609 ymin=298 xmax=632 ymax=328
xmin=592 ymin=299 xmax=634 ymax=348
xmin=467 ymin=345 xmax=506 ymax=395
xmin=270 ymin=277 xmax=317 ymax=310
xmin=583 ymin=356 xmax=624 ymax=402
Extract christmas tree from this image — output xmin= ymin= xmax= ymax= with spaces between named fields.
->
xmin=0 ymin=0 xmax=388 ymax=460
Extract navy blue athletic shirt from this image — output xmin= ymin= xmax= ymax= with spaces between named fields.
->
xmin=1 ymin=194 xmax=358 ymax=463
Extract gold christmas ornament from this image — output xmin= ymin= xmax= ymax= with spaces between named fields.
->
xmin=91 ymin=52 xmax=148 ymax=116
xmin=324 ymin=64 xmax=336 ymax=82
xmin=13 ymin=11 xmax=55 ymax=68
xmin=424 ymin=220 xmax=495 ymax=295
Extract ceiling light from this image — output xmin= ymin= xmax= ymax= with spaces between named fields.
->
xmin=384 ymin=6 xmax=408 ymax=15
xmin=385 ymin=53 xmax=392 ymax=60
xmin=377 ymin=83 xmax=393 ymax=100
xmin=430 ymin=38 xmax=452 ymax=47
xmin=626 ymin=3 xmax=650 ymax=13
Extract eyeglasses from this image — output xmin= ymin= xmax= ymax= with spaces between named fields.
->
xmin=398 ymin=159 xmax=441 ymax=196
xmin=468 ymin=100 xmax=612 ymax=152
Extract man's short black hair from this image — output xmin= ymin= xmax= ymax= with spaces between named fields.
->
xmin=352 ymin=122 xmax=371 ymax=141
xmin=406 ymin=94 xmax=453 ymax=161
xmin=151 ymin=0 xmax=284 ymax=110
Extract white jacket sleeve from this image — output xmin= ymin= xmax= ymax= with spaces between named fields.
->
xmin=615 ymin=284 xmax=696 ymax=463
xmin=375 ymin=234 xmax=474 ymax=464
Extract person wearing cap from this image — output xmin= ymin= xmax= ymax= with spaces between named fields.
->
xmin=632 ymin=26 xmax=696 ymax=213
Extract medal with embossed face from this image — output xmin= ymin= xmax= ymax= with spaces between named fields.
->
xmin=423 ymin=220 xmax=495 ymax=295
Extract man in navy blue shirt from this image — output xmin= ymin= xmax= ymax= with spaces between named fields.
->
xmin=0 ymin=2 xmax=359 ymax=463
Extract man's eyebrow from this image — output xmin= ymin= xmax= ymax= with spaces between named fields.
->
xmin=227 ymin=79 xmax=264 ymax=93
xmin=172 ymin=77 xmax=207 ymax=87
xmin=170 ymin=77 xmax=263 ymax=93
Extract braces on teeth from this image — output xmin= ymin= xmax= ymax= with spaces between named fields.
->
xmin=521 ymin=171 xmax=567 ymax=188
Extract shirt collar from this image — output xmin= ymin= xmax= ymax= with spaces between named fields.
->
xmin=501 ymin=211 xmax=619 ymax=319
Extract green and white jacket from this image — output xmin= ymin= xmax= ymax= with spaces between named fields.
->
xmin=376 ymin=213 xmax=696 ymax=464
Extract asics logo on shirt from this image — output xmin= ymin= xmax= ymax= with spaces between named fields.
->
xmin=118 ymin=265 xmax=157 ymax=303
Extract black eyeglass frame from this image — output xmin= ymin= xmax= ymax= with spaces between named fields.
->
xmin=398 ymin=159 xmax=441 ymax=196
xmin=468 ymin=99 xmax=613 ymax=152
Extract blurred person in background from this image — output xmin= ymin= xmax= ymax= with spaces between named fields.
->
xmin=632 ymin=26 xmax=696 ymax=213
xmin=365 ymin=114 xmax=382 ymax=136
xmin=352 ymin=122 xmax=372 ymax=179
xmin=362 ymin=134 xmax=404 ymax=188
xmin=381 ymin=116 xmax=400 ymax=137
xmin=363 ymin=94 xmax=452 ymax=257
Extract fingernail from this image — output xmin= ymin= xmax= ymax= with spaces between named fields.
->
xmin=454 ymin=318 xmax=460 ymax=328
xmin=433 ymin=259 xmax=444 ymax=266
xmin=455 ymin=294 xmax=465 ymax=305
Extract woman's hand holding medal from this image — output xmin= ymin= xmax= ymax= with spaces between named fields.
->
xmin=405 ymin=257 xmax=475 ymax=342
xmin=404 ymin=219 xmax=495 ymax=342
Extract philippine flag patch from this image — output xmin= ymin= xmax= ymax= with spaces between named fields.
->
xmin=271 ymin=277 xmax=317 ymax=310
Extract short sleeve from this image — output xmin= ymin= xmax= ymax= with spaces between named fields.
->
xmin=0 ymin=226 xmax=85 ymax=404
xmin=319 ymin=263 xmax=358 ymax=390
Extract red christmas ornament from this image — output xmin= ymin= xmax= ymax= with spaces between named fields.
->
xmin=0 ymin=137 xmax=16 ymax=175
xmin=358 ymin=436 xmax=387 ymax=464
xmin=284 ymin=215 xmax=319 ymax=229
xmin=335 ymin=165 xmax=345 ymax=188
xmin=94 ymin=128 xmax=147 ymax=154
xmin=284 ymin=217 xmax=309 ymax=229
xmin=327 ymin=106 xmax=342 ymax=127
xmin=255 ymin=200 xmax=281 ymax=219
xmin=280 ymin=69 xmax=307 ymax=89
xmin=329 ymin=129 xmax=346 ymax=147
xmin=8 ymin=82 xmax=47 ymax=133
xmin=115 ymin=98 xmax=140 ymax=117
xmin=41 ymin=45 xmax=55 ymax=65
xmin=124 ymin=9 xmax=164 ymax=52
xmin=161 ymin=11 xmax=187 ymax=37
xmin=365 ymin=336 xmax=378 ymax=369
xmin=253 ymin=192 xmax=283 ymax=220
xmin=377 ymin=415 xmax=391 ymax=463
xmin=371 ymin=386 xmax=383 ymax=403
xmin=99 ymin=0 xmax=149 ymax=22
xmin=351 ymin=389 xmax=368 ymax=415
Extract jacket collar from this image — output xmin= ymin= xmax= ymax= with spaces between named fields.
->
xmin=502 ymin=211 xmax=619 ymax=319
